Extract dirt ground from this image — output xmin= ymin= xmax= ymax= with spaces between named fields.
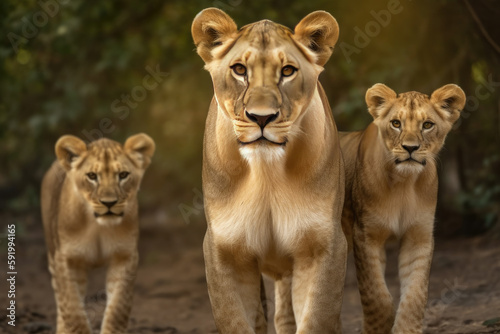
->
xmin=1 ymin=212 xmax=499 ymax=334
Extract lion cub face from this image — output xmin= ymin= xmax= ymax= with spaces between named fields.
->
xmin=192 ymin=9 xmax=339 ymax=158
xmin=55 ymin=134 xmax=155 ymax=226
xmin=366 ymin=84 xmax=465 ymax=174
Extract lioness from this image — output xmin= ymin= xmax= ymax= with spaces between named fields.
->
xmin=41 ymin=133 xmax=155 ymax=334
xmin=340 ymin=83 xmax=466 ymax=333
xmin=192 ymin=8 xmax=346 ymax=333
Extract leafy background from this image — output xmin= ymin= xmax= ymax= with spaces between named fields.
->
xmin=1 ymin=0 xmax=499 ymax=237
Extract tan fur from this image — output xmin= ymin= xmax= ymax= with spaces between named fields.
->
xmin=192 ymin=8 xmax=346 ymax=334
xmin=340 ymin=84 xmax=466 ymax=334
xmin=41 ymin=133 xmax=155 ymax=334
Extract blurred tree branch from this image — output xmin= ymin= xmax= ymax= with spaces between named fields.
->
xmin=464 ymin=0 xmax=500 ymax=54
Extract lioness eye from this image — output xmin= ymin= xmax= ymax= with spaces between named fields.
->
xmin=231 ymin=64 xmax=247 ymax=76
xmin=281 ymin=66 xmax=297 ymax=77
xmin=87 ymin=172 xmax=97 ymax=181
xmin=423 ymin=121 xmax=434 ymax=129
xmin=119 ymin=172 xmax=130 ymax=179
xmin=391 ymin=120 xmax=401 ymax=128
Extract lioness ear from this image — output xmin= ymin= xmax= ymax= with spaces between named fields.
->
xmin=124 ymin=133 xmax=156 ymax=169
xmin=55 ymin=135 xmax=87 ymax=171
xmin=430 ymin=84 xmax=466 ymax=124
xmin=191 ymin=8 xmax=238 ymax=64
xmin=294 ymin=11 xmax=339 ymax=66
xmin=365 ymin=83 xmax=397 ymax=119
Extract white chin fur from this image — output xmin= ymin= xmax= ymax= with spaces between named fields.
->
xmin=240 ymin=144 xmax=285 ymax=164
xmin=96 ymin=216 xmax=123 ymax=226
xmin=395 ymin=162 xmax=425 ymax=175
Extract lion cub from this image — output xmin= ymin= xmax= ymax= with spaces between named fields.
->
xmin=41 ymin=133 xmax=155 ymax=334
xmin=340 ymin=84 xmax=465 ymax=334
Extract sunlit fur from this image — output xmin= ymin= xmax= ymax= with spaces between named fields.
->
xmin=340 ymin=83 xmax=465 ymax=334
xmin=192 ymin=8 xmax=347 ymax=333
xmin=41 ymin=134 xmax=155 ymax=334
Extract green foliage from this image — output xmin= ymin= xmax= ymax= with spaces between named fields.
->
xmin=483 ymin=317 xmax=500 ymax=328
xmin=459 ymin=154 xmax=500 ymax=233
xmin=1 ymin=0 xmax=499 ymax=234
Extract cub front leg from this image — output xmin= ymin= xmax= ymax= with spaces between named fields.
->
xmin=392 ymin=224 xmax=434 ymax=334
xmin=53 ymin=253 xmax=92 ymax=334
xmin=101 ymin=252 xmax=138 ymax=334
xmin=353 ymin=223 xmax=395 ymax=334
xmin=274 ymin=274 xmax=296 ymax=334
xmin=204 ymin=231 xmax=267 ymax=334
xmin=48 ymin=257 xmax=69 ymax=334
xmin=292 ymin=227 xmax=347 ymax=334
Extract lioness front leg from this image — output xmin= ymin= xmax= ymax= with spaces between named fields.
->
xmin=55 ymin=253 xmax=92 ymax=334
xmin=353 ymin=223 xmax=394 ymax=334
xmin=392 ymin=224 xmax=433 ymax=334
xmin=101 ymin=253 xmax=138 ymax=334
xmin=274 ymin=274 xmax=296 ymax=334
xmin=204 ymin=233 xmax=267 ymax=334
xmin=292 ymin=230 xmax=347 ymax=334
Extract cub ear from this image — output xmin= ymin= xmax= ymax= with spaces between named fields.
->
xmin=430 ymin=84 xmax=466 ymax=124
xmin=191 ymin=8 xmax=238 ymax=64
xmin=55 ymin=135 xmax=87 ymax=171
xmin=365 ymin=83 xmax=397 ymax=119
xmin=124 ymin=133 xmax=156 ymax=169
xmin=293 ymin=11 xmax=339 ymax=66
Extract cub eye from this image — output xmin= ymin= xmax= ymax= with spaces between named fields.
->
xmin=231 ymin=64 xmax=247 ymax=76
xmin=87 ymin=172 xmax=97 ymax=181
xmin=281 ymin=65 xmax=297 ymax=77
xmin=423 ymin=121 xmax=434 ymax=130
xmin=119 ymin=172 xmax=130 ymax=180
xmin=391 ymin=120 xmax=401 ymax=128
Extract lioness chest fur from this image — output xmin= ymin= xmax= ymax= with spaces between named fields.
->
xmin=340 ymin=83 xmax=466 ymax=334
xmin=41 ymin=134 xmax=155 ymax=334
xmin=192 ymin=8 xmax=347 ymax=334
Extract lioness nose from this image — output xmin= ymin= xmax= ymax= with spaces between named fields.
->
xmin=100 ymin=200 xmax=117 ymax=208
xmin=246 ymin=111 xmax=279 ymax=128
xmin=403 ymin=145 xmax=420 ymax=154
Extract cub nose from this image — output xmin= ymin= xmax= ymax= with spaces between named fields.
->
xmin=402 ymin=145 xmax=420 ymax=154
xmin=100 ymin=200 xmax=117 ymax=209
xmin=245 ymin=111 xmax=279 ymax=129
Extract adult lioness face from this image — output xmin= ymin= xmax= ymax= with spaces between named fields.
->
xmin=192 ymin=8 xmax=339 ymax=156
xmin=366 ymin=83 xmax=466 ymax=174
